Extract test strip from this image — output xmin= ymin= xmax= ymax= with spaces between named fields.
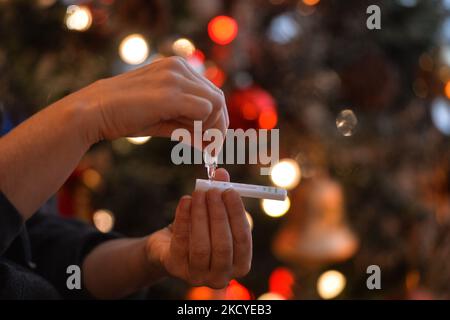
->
xmin=195 ymin=179 xmax=287 ymax=201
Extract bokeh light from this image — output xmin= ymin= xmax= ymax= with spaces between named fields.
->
xmin=261 ymin=197 xmax=290 ymax=218
xmin=431 ymin=98 xmax=450 ymax=135
xmin=445 ymin=81 xmax=450 ymax=98
xmin=245 ymin=211 xmax=254 ymax=230
xmin=268 ymin=13 xmax=301 ymax=44
xmin=258 ymin=110 xmax=278 ymax=129
xmin=225 ymin=280 xmax=252 ymax=300
xmin=317 ymin=270 xmax=346 ymax=299
xmin=119 ymin=34 xmax=149 ymax=65
xmin=303 ymin=0 xmax=320 ymax=6
xmin=269 ymin=267 xmax=295 ymax=299
xmin=336 ymin=109 xmax=358 ymax=137
xmin=65 ymin=5 xmax=92 ymax=32
xmin=82 ymin=169 xmax=102 ymax=190
xmin=93 ymin=209 xmax=115 ymax=233
xmin=126 ymin=136 xmax=151 ymax=145
xmin=257 ymin=292 xmax=286 ymax=300
xmin=270 ymin=159 xmax=301 ymax=190
xmin=187 ymin=49 xmax=205 ymax=74
xmin=172 ymin=38 xmax=196 ymax=58
xmin=208 ymin=16 xmax=238 ymax=45
xmin=204 ymin=62 xmax=226 ymax=87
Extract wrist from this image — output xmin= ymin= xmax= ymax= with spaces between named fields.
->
xmin=144 ymin=234 xmax=169 ymax=281
xmin=64 ymin=80 xmax=105 ymax=148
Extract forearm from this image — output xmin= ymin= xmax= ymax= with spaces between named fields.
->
xmin=82 ymin=237 xmax=166 ymax=299
xmin=0 ymin=85 xmax=100 ymax=219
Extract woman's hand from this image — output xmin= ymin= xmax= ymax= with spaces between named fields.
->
xmin=146 ymin=169 xmax=252 ymax=288
xmin=88 ymin=56 xmax=229 ymax=142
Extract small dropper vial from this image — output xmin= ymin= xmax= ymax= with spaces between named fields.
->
xmin=203 ymin=151 xmax=218 ymax=181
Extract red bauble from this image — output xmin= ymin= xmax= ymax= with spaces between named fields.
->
xmin=227 ymin=85 xmax=278 ymax=130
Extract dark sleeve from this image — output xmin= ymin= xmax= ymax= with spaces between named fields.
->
xmin=0 ymin=193 xmax=23 ymax=256
xmin=26 ymin=212 xmax=121 ymax=299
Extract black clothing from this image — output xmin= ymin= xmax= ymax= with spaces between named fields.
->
xmin=0 ymin=193 xmax=119 ymax=299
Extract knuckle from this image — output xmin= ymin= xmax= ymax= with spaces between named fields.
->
xmin=160 ymin=71 xmax=180 ymax=85
xmin=165 ymin=56 xmax=184 ymax=70
xmin=191 ymin=245 xmax=210 ymax=259
xmin=210 ymin=211 xmax=227 ymax=224
xmin=215 ymin=244 xmax=232 ymax=258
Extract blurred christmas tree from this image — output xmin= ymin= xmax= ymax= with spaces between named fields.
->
xmin=1 ymin=0 xmax=449 ymax=299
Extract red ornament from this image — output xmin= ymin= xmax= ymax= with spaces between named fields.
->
xmin=269 ymin=267 xmax=295 ymax=299
xmin=208 ymin=16 xmax=238 ymax=45
xmin=227 ymin=85 xmax=278 ymax=130
xmin=225 ymin=280 xmax=252 ymax=300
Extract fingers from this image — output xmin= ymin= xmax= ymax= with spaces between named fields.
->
xmin=206 ymin=188 xmax=233 ymax=288
xmin=223 ymin=189 xmax=252 ymax=278
xmin=178 ymin=94 xmax=213 ymax=122
xmin=156 ymin=57 xmax=229 ymax=137
xmin=169 ymin=196 xmax=192 ymax=266
xmin=169 ymin=168 xmax=251 ymax=289
xmin=213 ymin=168 xmax=230 ymax=182
xmin=188 ymin=191 xmax=211 ymax=285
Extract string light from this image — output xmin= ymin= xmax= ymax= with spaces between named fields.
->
xmin=270 ymin=159 xmax=301 ymax=190
xmin=65 ymin=5 xmax=92 ymax=32
xmin=208 ymin=16 xmax=238 ymax=45
xmin=93 ymin=209 xmax=115 ymax=233
xmin=261 ymin=197 xmax=290 ymax=218
xmin=172 ymin=38 xmax=196 ymax=58
xmin=126 ymin=136 xmax=151 ymax=145
xmin=317 ymin=270 xmax=346 ymax=299
xmin=119 ymin=34 xmax=149 ymax=65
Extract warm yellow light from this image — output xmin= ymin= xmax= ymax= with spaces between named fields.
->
xmin=257 ymin=292 xmax=286 ymax=300
xmin=261 ymin=197 xmax=290 ymax=218
xmin=126 ymin=136 xmax=151 ymax=145
xmin=65 ymin=5 xmax=92 ymax=32
xmin=317 ymin=270 xmax=346 ymax=299
xmin=270 ymin=159 xmax=301 ymax=190
xmin=444 ymin=81 xmax=450 ymax=99
xmin=245 ymin=211 xmax=254 ymax=230
xmin=303 ymin=0 xmax=320 ymax=6
xmin=172 ymin=38 xmax=196 ymax=58
xmin=93 ymin=209 xmax=115 ymax=233
xmin=119 ymin=34 xmax=149 ymax=65
xmin=82 ymin=169 xmax=102 ymax=190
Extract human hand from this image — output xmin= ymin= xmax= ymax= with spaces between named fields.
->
xmin=86 ymin=56 xmax=229 ymax=143
xmin=146 ymin=168 xmax=252 ymax=288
